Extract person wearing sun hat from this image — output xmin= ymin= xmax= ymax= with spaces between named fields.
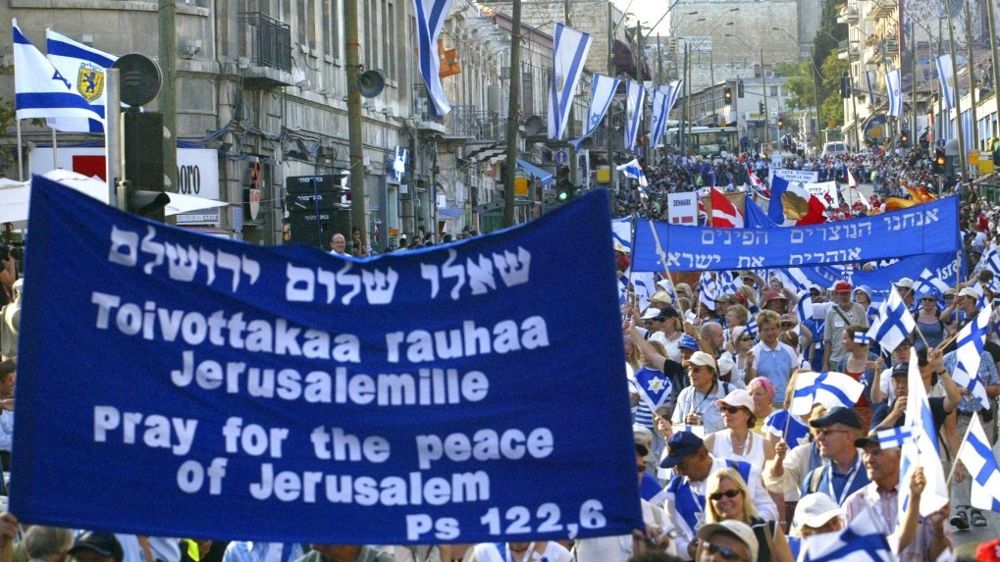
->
xmin=703 ymin=389 xmax=772 ymax=468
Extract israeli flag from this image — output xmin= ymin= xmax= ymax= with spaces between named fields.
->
xmin=956 ymin=412 xmax=1000 ymax=512
xmin=865 ymin=286 xmax=915 ymax=352
xmin=635 ymin=368 xmax=673 ymax=413
xmin=864 ymin=69 xmax=877 ymax=104
xmin=12 ymin=19 xmax=103 ymax=125
xmin=648 ymin=88 xmax=669 ymax=149
xmin=886 ymin=68 xmax=903 ymax=118
xmin=414 ymin=0 xmax=454 ymax=116
xmin=46 ymin=29 xmax=117 ymax=133
xmin=801 ymin=508 xmax=892 ymax=561
xmin=936 ymin=54 xmax=955 ymax=109
xmin=663 ymin=80 xmax=683 ymax=119
xmin=698 ymin=272 xmax=721 ymax=311
xmin=789 ymin=371 xmax=865 ymax=416
xmin=611 ymin=217 xmax=633 ymax=253
xmin=624 ymin=80 xmax=644 ymax=152
xmin=617 ymin=158 xmax=648 ymax=187
xmin=548 ymin=24 xmax=592 ymax=140
xmin=574 ymin=74 xmax=619 ymax=147
xmin=899 ymin=348 xmax=949 ymax=518
xmin=951 ymin=305 xmax=992 ymax=407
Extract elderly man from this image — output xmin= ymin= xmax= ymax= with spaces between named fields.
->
xmin=844 ymin=433 xmax=952 ymax=561
xmin=799 ymin=407 xmax=869 ymax=505
xmin=698 ymin=322 xmax=734 ymax=385
xmin=821 ymin=281 xmax=867 ymax=371
xmin=660 ymin=432 xmax=776 ymax=560
xmin=68 ymin=533 xmax=124 ymax=562
xmin=328 ymin=233 xmax=347 ymax=255
xmin=671 ymin=352 xmax=736 ymax=434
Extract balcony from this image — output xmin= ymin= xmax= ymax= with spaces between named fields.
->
xmin=446 ymin=105 xmax=507 ymax=143
xmin=238 ymin=12 xmax=293 ymax=87
xmin=411 ymin=83 xmax=447 ymax=134
xmin=884 ymin=39 xmax=899 ymax=52
xmin=866 ymin=0 xmax=896 ymax=20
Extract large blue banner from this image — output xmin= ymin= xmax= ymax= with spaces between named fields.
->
xmin=792 ymin=253 xmax=960 ymax=293
xmin=631 ymin=196 xmax=960 ymax=272
xmin=13 ymin=178 xmax=642 ymax=543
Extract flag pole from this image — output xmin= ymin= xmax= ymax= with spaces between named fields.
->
xmin=15 ymin=120 xmax=23 ymax=181
xmin=51 ymin=127 xmax=57 ymax=169
xmin=945 ymin=415 xmax=974 ymax=486
xmin=634 ymin=183 xmax=686 ymax=318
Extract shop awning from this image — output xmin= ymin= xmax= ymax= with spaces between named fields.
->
xmin=437 ymin=207 xmax=463 ymax=220
xmin=515 ymin=158 xmax=554 ymax=186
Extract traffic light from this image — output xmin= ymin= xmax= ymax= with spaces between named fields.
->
xmin=900 ymin=130 xmax=909 ymax=146
xmin=737 ymin=80 xmax=745 ymax=98
xmin=840 ymin=73 xmax=851 ymax=99
xmin=933 ymin=147 xmax=946 ymax=173
xmin=556 ymin=179 xmax=574 ymax=202
xmin=123 ymin=110 xmax=169 ymax=218
xmin=992 ymin=137 xmax=1000 ymax=165
xmin=759 ymin=101 xmax=765 ymax=114
xmin=724 ymin=87 xmax=733 ymax=103
xmin=777 ymin=115 xmax=784 ymax=128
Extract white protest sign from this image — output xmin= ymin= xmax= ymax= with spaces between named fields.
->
xmin=667 ymin=192 xmax=698 ymax=226
xmin=768 ymin=168 xmax=820 ymax=185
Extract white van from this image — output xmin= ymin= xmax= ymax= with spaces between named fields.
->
xmin=822 ymin=141 xmax=849 ymax=157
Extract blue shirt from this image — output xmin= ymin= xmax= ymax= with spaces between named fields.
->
xmin=801 ymin=453 xmax=869 ymax=506
xmin=223 ymin=543 xmax=304 ymax=562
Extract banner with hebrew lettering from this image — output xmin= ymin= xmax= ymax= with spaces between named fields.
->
xmin=630 ymin=196 xmax=960 ymax=272
xmin=13 ymin=176 xmax=642 ymax=544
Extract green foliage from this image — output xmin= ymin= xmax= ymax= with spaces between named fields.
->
xmin=819 ymin=53 xmax=849 ymax=127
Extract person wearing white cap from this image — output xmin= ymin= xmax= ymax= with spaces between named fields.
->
xmin=695 ymin=520 xmax=758 ymax=562
xmin=787 ymin=493 xmax=844 ymax=561
xmin=671 ymin=352 xmax=736 ymax=434
xmin=703 ymin=390 xmax=773 ymax=469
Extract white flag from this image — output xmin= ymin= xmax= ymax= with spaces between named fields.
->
xmin=46 ymin=29 xmax=118 ymax=133
xmin=547 ymin=23 xmax=592 ymax=140
xmin=12 ymin=19 xmax=103 ymax=125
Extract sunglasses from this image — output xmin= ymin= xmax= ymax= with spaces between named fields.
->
xmin=709 ymin=489 xmax=742 ymax=501
xmin=704 ymin=541 xmax=745 ymax=561
xmin=719 ymin=406 xmax=746 ymax=414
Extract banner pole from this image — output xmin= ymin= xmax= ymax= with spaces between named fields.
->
xmin=634 ymin=184 xmax=686 ymax=319
xmin=15 ymin=120 xmax=23 ymax=181
xmin=51 ymin=128 xmax=58 ymax=169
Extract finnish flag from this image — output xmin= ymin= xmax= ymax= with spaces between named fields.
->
xmin=957 ymin=412 xmax=1000 ymax=512
xmin=12 ymin=19 xmax=103 ymax=125
xmin=46 ymin=29 xmax=117 ymax=133
xmin=624 ymin=80 xmax=644 ymax=152
xmin=789 ymin=371 xmax=864 ymax=416
xmin=886 ymin=68 xmax=903 ymax=118
xmin=547 ymin=23 xmax=591 ymax=140
xmin=865 ymin=286 xmax=915 ymax=352
xmin=951 ymin=305 xmax=992 ymax=407
xmin=574 ymin=74 xmax=619 ymax=147
xmin=801 ymin=508 xmax=892 ymax=561
xmin=413 ymin=0 xmax=454 ymax=116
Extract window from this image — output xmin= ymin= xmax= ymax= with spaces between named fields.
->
xmin=296 ymin=0 xmax=312 ymax=48
xmin=770 ymin=86 xmax=778 ymax=96
xmin=324 ymin=0 xmax=339 ymax=58
xmin=383 ymin=0 xmax=396 ymax=80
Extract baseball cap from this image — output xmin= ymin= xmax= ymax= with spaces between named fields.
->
xmin=791 ymin=493 xmax=844 ymax=537
xmin=761 ymin=289 xmax=788 ymax=306
xmin=959 ymin=286 xmax=980 ymax=300
xmin=634 ymin=424 xmax=653 ymax=458
xmin=69 ymin=533 xmax=124 ymax=562
xmin=685 ymin=351 xmax=717 ymax=371
xmin=660 ymin=431 xmax=705 ymax=468
xmin=696 ymin=520 xmax=759 ymax=562
xmin=641 ymin=307 xmax=665 ymax=320
xmin=833 ymin=280 xmax=853 ymax=293
xmin=891 ymin=362 xmax=910 ymax=378
xmin=678 ymin=334 xmax=700 ymax=351
xmin=714 ymin=389 xmax=755 ymax=412
xmin=896 ymin=277 xmax=914 ymax=289
xmin=854 ymin=430 xmax=882 ymax=449
xmin=808 ymin=406 xmax=862 ymax=430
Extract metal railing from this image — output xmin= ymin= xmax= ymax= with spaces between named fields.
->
xmin=238 ymin=12 xmax=291 ymax=72
xmin=446 ymin=105 xmax=506 ymax=141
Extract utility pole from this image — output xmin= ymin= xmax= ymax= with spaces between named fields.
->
xmin=345 ymin=0 xmax=368 ymax=248
xmin=761 ymin=47 xmax=769 ymax=149
xmin=607 ymin=2 xmax=618 ymax=198
xmin=987 ymin=0 xmax=1000 ymax=145
xmin=158 ymin=0 xmax=177 ymax=203
xmin=945 ymin=0 xmax=967 ymax=178
xmin=845 ymin=47 xmax=861 ymax=150
xmin=910 ymin=22 xmax=917 ymax=144
xmin=962 ymin=0 xmax=979 ymax=151
xmin=503 ymin=0 xmax=523 ymax=227
xmin=681 ymin=44 xmax=689 ymax=154
xmin=565 ymin=0 xmax=578 ymax=188
xmin=106 ymin=68 xmax=124 ymax=209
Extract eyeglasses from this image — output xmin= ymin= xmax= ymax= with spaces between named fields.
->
xmin=709 ymin=489 xmax=742 ymax=501
xmin=719 ymin=406 xmax=746 ymax=414
xmin=780 ymin=322 xmax=795 ymax=327
xmin=738 ymin=336 xmax=753 ymax=341
xmin=815 ymin=428 xmax=850 ymax=438
xmin=704 ymin=541 xmax=745 ymax=561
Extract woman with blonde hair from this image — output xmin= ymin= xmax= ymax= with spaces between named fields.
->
xmin=704 ymin=468 xmax=793 ymax=562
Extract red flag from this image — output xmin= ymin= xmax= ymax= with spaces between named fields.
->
xmin=710 ymin=188 xmax=744 ymax=228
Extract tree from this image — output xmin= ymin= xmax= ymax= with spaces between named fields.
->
xmin=776 ymin=61 xmax=818 ymax=111
xmin=819 ymin=53 xmax=849 ymax=128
